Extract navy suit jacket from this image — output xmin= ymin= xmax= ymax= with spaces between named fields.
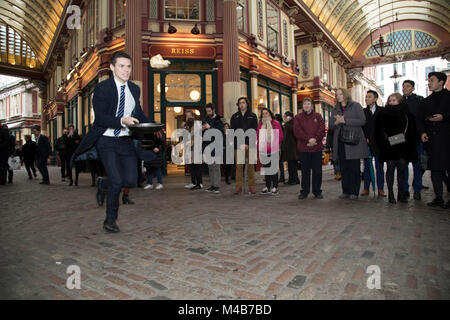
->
xmin=36 ymin=134 xmax=51 ymax=160
xmin=72 ymin=77 xmax=149 ymax=165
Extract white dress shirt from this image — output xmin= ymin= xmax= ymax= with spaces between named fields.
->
xmin=370 ymin=105 xmax=376 ymax=114
xmin=103 ymin=78 xmax=136 ymax=137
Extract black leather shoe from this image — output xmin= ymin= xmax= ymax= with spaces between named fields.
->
xmin=96 ymin=189 xmax=105 ymax=207
xmin=421 ymin=185 xmax=429 ymax=190
xmin=298 ymin=193 xmax=308 ymax=200
xmin=103 ymin=220 xmax=120 ymax=233
xmin=388 ymin=192 xmax=396 ymax=204
xmin=122 ymin=194 xmax=135 ymax=204
xmin=314 ymin=194 xmax=324 ymax=199
xmin=404 ymin=191 xmax=410 ymax=199
xmin=39 ymin=180 xmax=50 ymax=185
xmin=191 ymin=184 xmax=202 ymax=190
xmin=427 ymin=198 xmax=444 ymax=207
xmin=413 ymin=192 xmax=421 ymax=200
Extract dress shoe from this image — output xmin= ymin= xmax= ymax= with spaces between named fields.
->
xmin=427 ymin=198 xmax=444 ymax=207
xmin=360 ymin=189 xmax=369 ymax=196
xmin=96 ymin=189 xmax=105 ymax=207
xmin=398 ymin=195 xmax=408 ymax=203
xmin=348 ymin=195 xmax=358 ymax=200
xmin=39 ymin=180 xmax=49 ymax=185
xmin=190 ymin=184 xmax=202 ymax=190
xmin=103 ymin=220 xmax=120 ymax=233
xmin=413 ymin=192 xmax=421 ymax=200
xmin=339 ymin=194 xmax=350 ymax=199
xmin=404 ymin=191 xmax=410 ymax=199
xmin=378 ymin=190 xmax=386 ymax=197
xmin=122 ymin=194 xmax=134 ymax=204
xmin=388 ymin=191 xmax=396 ymax=204
xmin=298 ymin=193 xmax=308 ymax=199
xmin=314 ymin=194 xmax=324 ymax=199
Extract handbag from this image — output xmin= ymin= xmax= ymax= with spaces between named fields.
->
xmin=8 ymin=156 xmax=21 ymax=170
xmin=339 ymin=126 xmax=360 ymax=145
xmin=387 ymin=115 xmax=408 ymax=146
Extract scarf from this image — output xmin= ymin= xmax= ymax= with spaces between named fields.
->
xmin=260 ymin=118 xmax=273 ymax=152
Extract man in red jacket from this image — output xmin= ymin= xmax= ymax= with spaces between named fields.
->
xmin=293 ymin=97 xmax=326 ymax=199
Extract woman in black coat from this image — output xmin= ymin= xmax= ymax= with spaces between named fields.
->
xmin=374 ymin=93 xmax=418 ymax=204
xmin=281 ymin=112 xmax=299 ymax=184
xmin=21 ymin=135 xmax=37 ymax=179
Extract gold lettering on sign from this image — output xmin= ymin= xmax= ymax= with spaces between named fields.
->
xmin=170 ymin=48 xmax=195 ymax=55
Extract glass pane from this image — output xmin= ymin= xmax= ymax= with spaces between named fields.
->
xmin=154 ymin=74 xmax=161 ymax=112
xmin=165 ymin=0 xmax=177 ymax=19
xmin=189 ymin=0 xmax=200 ymax=19
xmin=165 ymin=74 xmax=201 ymax=102
xmin=281 ymin=94 xmax=290 ymax=115
xmin=257 ymin=86 xmax=267 ymax=112
xmin=237 ymin=4 xmax=244 ymax=31
xmin=177 ymin=0 xmax=188 ymax=19
xmin=154 ymin=112 xmax=161 ymax=123
xmin=269 ymin=81 xmax=280 ymax=90
xmin=206 ymin=74 xmax=212 ymax=104
xmin=267 ymin=28 xmax=278 ymax=52
xmin=266 ymin=2 xmax=278 ymax=31
xmin=258 ymin=78 xmax=268 ymax=87
xmin=269 ymin=90 xmax=280 ymax=115
xmin=240 ymin=80 xmax=248 ymax=97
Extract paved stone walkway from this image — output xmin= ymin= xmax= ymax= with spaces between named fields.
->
xmin=0 ymin=165 xmax=449 ymax=300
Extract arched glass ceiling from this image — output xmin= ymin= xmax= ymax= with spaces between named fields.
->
xmin=301 ymin=0 xmax=450 ymax=56
xmin=0 ymin=0 xmax=67 ymax=67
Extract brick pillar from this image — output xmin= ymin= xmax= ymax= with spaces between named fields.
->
xmin=222 ymin=0 xmax=240 ymax=122
xmin=125 ymin=0 xmax=143 ymax=104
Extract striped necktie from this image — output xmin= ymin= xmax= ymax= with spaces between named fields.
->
xmin=114 ymin=85 xmax=126 ymax=136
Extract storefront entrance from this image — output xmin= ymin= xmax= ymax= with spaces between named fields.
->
xmin=150 ymin=60 xmax=216 ymax=175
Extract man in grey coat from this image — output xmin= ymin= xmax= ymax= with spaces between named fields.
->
xmin=328 ymin=88 xmax=368 ymax=199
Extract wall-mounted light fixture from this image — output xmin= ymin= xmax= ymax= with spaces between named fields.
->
xmin=191 ymin=24 xmax=200 ymax=35
xmin=168 ymin=23 xmax=177 ymax=34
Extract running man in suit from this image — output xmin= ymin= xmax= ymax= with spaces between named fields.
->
xmin=72 ymin=51 xmax=149 ymax=233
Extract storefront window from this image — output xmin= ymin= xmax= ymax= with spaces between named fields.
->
xmin=165 ymin=0 xmax=200 ymax=20
xmin=266 ymin=2 xmax=279 ymax=52
xmin=237 ymin=0 xmax=247 ymax=33
xmin=206 ymin=74 xmax=212 ymax=104
xmin=240 ymin=80 xmax=248 ymax=98
xmin=269 ymin=90 xmax=280 ymax=115
xmin=281 ymin=95 xmax=290 ymax=116
xmin=258 ymin=86 xmax=267 ymax=110
xmin=114 ymin=0 xmax=126 ymax=27
xmin=165 ymin=74 xmax=201 ymax=102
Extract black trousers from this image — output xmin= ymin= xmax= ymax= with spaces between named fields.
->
xmin=279 ymin=159 xmax=285 ymax=181
xmin=191 ymin=164 xmax=203 ymax=186
xmin=287 ymin=160 xmax=300 ymax=183
xmin=24 ymin=159 xmax=37 ymax=178
xmin=60 ymin=155 xmax=72 ymax=180
xmin=225 ymin=164 xmax=235 ymax=180
xmin=299 ymin=152 xmax=322 ymax=196
xmin=7 ymin=169 xmax=13 ymax=183
xmin=338 ymin=141 xmax=361 ymax=196
xmin=431 ymin=170 xmax=448 ymax=199
xmin=263 ymin=162 xmax=278 ymax=189
xmin=386 ymin=159 xmax=407 ymax=195
xmin=36 ymin=156 xmax=49 ymax=182
xmin=96 ymin=136 xmax=137 ymax=223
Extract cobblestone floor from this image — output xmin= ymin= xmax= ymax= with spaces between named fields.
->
xmin=0 ymin=165 xmax=449 ymax=300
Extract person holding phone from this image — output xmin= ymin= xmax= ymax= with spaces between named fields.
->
xmin=417 ymin=72 xmax=450 ymax=208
